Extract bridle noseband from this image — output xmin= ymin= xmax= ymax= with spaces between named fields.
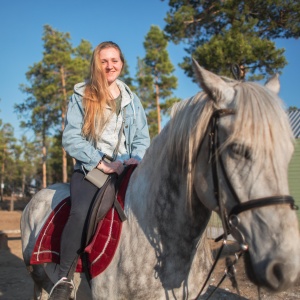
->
xmin=195 ymin=108 xmax=298 ymax=299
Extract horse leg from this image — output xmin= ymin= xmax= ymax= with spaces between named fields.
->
xmin=27 ymin=264 xmax=53 ymax=299
xmin=33 ymin=282 xmax=50 ymax=300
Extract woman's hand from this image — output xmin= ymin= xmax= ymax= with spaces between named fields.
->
xmin=97 ymin=160 xmax=124 ymax=175
xmin=124 ymin=158 xmax=139 ymax=165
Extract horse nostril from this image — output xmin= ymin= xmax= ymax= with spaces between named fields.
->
xmin=266 ymin=261 xmax=289 ymax=291
xmin=273 ymin=263 xmax=284 ymax=283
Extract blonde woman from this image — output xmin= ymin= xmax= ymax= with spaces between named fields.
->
xmin=49 ymin=41 xmax=150 ymax=300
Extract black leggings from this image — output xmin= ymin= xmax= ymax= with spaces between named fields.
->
xmin=59 ymin=170 xmax=98 ymax=278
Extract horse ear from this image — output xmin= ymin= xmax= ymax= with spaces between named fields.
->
xmin=265 ymin=74 xmax=280 ymax=94
xmin=192 ymin=57 xmax=235 ymax=105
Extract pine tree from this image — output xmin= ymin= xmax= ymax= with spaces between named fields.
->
xmin=0 ymin=121 xmax=16 ymax=201
xmin=15 ymin=25 xmax=92 ymax=186
xmin=163 ymin=0 xmax=300 ymax=80
xmin=18 ymin=136 xmax=40 ymax=195
xmin=119 ymin=60 xmax=136 ymax=92
xmin=137 ymin=25 xmax=180 ymax=137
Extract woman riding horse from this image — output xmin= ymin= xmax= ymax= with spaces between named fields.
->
xmin=49 ymin=41 xmax=150 ymax=299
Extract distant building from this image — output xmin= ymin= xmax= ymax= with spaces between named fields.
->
xmin=288 ymin=110 xmax=300 ymax=219
xmin=289 ymin=110 xmax=300 ymax=138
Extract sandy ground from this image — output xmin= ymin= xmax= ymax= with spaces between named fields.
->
xmin=1 ymin=197 xmax=300 ymax=300
xmin=0 ymin=208 xmax=34 ymax=300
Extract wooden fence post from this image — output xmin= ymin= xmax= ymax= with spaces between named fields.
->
xmin=10 ymin=195 xmax=14 ymax=211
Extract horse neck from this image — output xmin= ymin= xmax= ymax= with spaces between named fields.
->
xmin=125 ymin=129 xmax=212 ymax=284
xmin=128 ymin=126 xmax=211 ymax=244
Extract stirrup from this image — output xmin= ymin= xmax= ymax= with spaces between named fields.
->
xmin=48 ymin=277 xmax=76 ymax=300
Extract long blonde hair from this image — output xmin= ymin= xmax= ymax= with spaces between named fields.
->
xmin=82 ymin=41 xmax=125 ymax=141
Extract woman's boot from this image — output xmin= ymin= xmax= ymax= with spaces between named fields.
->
xmin=48 ymin=277 xmax=74 ymax=300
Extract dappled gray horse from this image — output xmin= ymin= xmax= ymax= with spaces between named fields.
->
xmin=21 ymin=60 xmax=300 ymax=300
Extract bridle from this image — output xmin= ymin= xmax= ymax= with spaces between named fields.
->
xmin=210 ymin=109 xmax=297 ymax=242
xmin=195 ymin=108 xmax=298 ymax=299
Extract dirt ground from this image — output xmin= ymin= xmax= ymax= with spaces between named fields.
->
xmin=1 ymin=197 xmax=300 ymax=300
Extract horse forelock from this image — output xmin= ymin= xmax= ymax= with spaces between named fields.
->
xmin=223 ymin=82 xmax=294 ymax=181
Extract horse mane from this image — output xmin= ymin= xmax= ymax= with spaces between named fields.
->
xmin=161 ymin=80 xmax=294 ymax=209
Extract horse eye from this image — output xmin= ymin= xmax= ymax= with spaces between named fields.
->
xmin=231 ymin=143 xmax=252 ymax=160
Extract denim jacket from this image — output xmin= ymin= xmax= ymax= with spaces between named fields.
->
xmin=62 ymin=80 xmax=150 ymax=171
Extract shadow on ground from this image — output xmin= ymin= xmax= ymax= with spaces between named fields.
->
xmin=0 ymin=245 xmax=34 ymax=300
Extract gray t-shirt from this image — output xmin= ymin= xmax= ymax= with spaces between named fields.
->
xmin=96 ymin=93 xmax=128 ymax=162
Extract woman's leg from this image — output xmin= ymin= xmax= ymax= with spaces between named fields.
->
xmin=59 ymin=170 xmax=98 ymax=278
xmin=49 ymin=170 xmax=98 ymax=300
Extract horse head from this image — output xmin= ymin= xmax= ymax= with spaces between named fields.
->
xmin=190 ymin=59 xmax=300 ymax=292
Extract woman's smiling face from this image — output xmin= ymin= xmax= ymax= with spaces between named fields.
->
xmin=99 ymin=47 xmax=123 ymax=85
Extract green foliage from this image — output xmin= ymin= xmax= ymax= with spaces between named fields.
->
xmin=0 ymin=122 xmax=16 ymax=189
xmin=46 ymin=134 xmax=74 ymax=184
xmin=119 ymin=59 xmax=136 ymax=92
xmin=288 ymin=106 xmax=300 ymax=112
xmin=17 ymin=61 xmax=60 ymax=134
xmin=289 ymin=139 xmax=300 ymax=222
xmin=146 ymin=110 xmax=159 ymax=138
xmin=163 ymin=0 xmax=300 ymax=80
xmin=180 ymin=30 xmax=287 ymax=80
xmin=137 ymin=25 xmax=180 ymax=138
xmin=15 ymin=25 xmax=92 ymax=135
xmin=0 ymin=122 xmax=34 ymax=195
xmin=136 ymin=57 xmax=154 ymax=104
xmin=12 ymin=136 xmax=41 ymax=192
xmin=0 ymin=122 xmax=15 ymax=161
xmin=70 ymin=39 xmax=93 ymax=85
xmin=19 ymin=135 xmax=41 ymax=178
xmin=164 ymin=0 xmax=300 ymax=42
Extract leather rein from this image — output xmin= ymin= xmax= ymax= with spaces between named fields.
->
xmin=195 ymin=108 xmax=298 ymax=299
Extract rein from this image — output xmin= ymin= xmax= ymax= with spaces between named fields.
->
xmin=195 ymin=108 xmax=298 ymax=299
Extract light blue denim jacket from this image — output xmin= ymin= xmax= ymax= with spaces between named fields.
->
xmin=62 ymin=80 xmax=150 ymax=171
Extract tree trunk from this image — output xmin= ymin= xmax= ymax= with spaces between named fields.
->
xmin=60 ymin=66 xmax=68 ymax=183
xmin=62 ymin=148 xmax=68 ymax=182
xmin=42 ymin=144 xmax=47 ymax=188
xmin=21 ymin=171 xmax=25 ymax=199
xmin=0 ymin=161 xmax=4 ymax=202
xmin=155 ymin=81 xmax=161 ymax=133
xmin=0 ymin=146 xmax=6 ymax=202
xmin=10 ymin=195 xmax=14 ymax=211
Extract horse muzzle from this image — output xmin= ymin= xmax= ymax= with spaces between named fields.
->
xmin=244 ymin=251 xmax=300 ymax=292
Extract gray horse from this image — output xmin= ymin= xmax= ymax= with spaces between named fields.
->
xmin=21 ymin=60 xmax=300 ymax=299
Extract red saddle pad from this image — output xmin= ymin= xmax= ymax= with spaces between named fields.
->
xmin=30 ymin=164 xmax=136 ymax=279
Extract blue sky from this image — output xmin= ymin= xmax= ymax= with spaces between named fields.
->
xmin=1 ymin=0 xmax=299 ymax=140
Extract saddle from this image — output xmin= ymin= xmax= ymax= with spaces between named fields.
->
xmin=30 ymin=164 xmax=137 ymax=280
xmin=85 ymin=169 xmax=128 ymax=246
